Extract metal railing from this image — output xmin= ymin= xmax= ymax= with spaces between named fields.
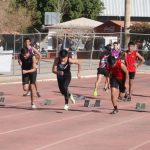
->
xmin=0 ymin=32 xmax=150 ymax=76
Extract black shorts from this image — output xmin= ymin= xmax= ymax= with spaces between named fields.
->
xmin=22 ymin=71 xmax=37 ymax=85
xmin=110 ymin=77 xmax=126 ymax=93
xmin=129 ymin=72 xmax=135 ymax=79
xmin=97 ymin=68 xmax=109 ymax=77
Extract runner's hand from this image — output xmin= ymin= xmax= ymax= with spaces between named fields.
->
xmin=22 ymin=70 xmax=28 ymax=74
xmin=77 ymin=72 xmax=81 ymax=79
xmin=57 ymin=71 xmax=64 ymax=76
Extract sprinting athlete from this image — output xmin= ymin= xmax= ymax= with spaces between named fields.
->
xmin=108 ymin=56 xmax=128 ymax=114
xmin=19 ymin=48 xmax=37 ymax=109
xmin=18 ymin=37 xmax=41 ymax=97
xmin=52 ymin=49 xmax=81 ymax=110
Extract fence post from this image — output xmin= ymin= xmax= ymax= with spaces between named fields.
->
xmin=38 ymin=33 xmax=41 ymax=74
xmin=56 ymin=34 xmax=58 ymax=57
xmin=13 ymin=34 xmax=16 ymax=76
xmin=89 ymin=33 xmax=95 ymax=69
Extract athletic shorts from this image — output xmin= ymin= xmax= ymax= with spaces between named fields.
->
xmin=129 ymin=72 xmax=135 ymax=79
xmin=97 ymin=68 xmax=109 ymax=77
xmin=22 ymin=71 xmax=37 ymax=85
xmin=110 ymin=77 xmax=126 ymax=93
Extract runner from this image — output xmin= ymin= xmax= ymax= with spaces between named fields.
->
xmin=107 ymin=56 xmax=128 ymax=114
xmin=18 ymin=37 xmax=41 ymax=97
xmin=125 ymin=42 xmax=145 ymax=101
xmin=52 ymin=49 xmax=81 ymax=110
xmin=19 ymin=48 xmax=37 ymax=109
xmin=93 ymin=44 xmax=111 ymax=96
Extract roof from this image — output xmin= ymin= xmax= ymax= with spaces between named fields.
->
xmin=94 ymin=20 xmax=150 ymax=33
xmin=101 ymin=0 xmax=150 ymax=17
xmin=109 ymin=20 xmax=146 ymax=27
xmin=51 ymin=17 xmax=103 ymax=29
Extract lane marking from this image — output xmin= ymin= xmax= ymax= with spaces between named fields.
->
xmin=0 ymin=75 xmax=97 ymax=85
xmin=35 ymin=113 xmax=150 ymax=150
xmin=128 ymin=140 xmax=150 ymax=150
xmin=0 ymin=112 xmax=91 ymax=135
xmin=1 ymin=71 xmax=150 ymax=85
xmin=0 ymin=111 xmax=32 ymax=119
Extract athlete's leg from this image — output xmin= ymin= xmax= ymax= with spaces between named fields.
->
xmin=110 ymin=77 xmax=119 ymax=114
xmin=22 ymin=73 xmax=30 ymax=95
xmin=93 ymin=74 xmax=103 ymax=96
xmin=29 ymin=71 xmax=37 ymax=108
xmin=30 ymin=84 xmax=35 ymax=105
xmin=128 ymin=72 xmax=135 ymax=101
xmin=57 ymin=74 xmax=71 ymax=105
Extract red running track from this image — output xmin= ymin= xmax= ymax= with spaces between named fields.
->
xmin=0 ymin=74 xmax=150 ymax=150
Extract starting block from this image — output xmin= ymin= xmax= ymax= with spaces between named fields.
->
xmin=94 ymin=100 xmax=101 ymax=107
xmin=74 ymin=94 xmax=86 ymax=100
xmin=84 ymin=99 xmax=101 ymax=108
xmin=0 ymin=92 xmax=5 ymax=106
xmin=84 ymin=100 xmax=93 ymax=107
xmin=41 ymin=99 xmax=54 ymax=106
xmin=136 ymin=103 xmax=146 ymax=110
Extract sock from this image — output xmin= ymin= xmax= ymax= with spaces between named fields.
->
xmin=114 ymin=105 xmax=118 ymax=110
xmin=65 ymin=99 xmax=69 ymax=104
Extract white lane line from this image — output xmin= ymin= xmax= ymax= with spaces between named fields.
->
xmin=0 ymin=75 xmax=97 ymax=85
xmin=0 ymin=111 xmax=32 ymax=119
xmin=1 ymin=71 xmax=150 ymax=85
xmin=0 ymin=112 xmax=91 ymax=135
xmin=128 ymin=140 xmax=150 ymax=150
xmin=35 ymin=113 xmax=150 ymax=150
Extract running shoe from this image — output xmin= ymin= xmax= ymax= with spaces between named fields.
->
xmin=69 ymin=94 xmax=76 ymax=104
xmin=93 ymin=89 xmax=98 ymax=96
xmin=118 ymin=96 xmax=126 ymax=102
xmin=23 ymin=91 xmax=31 ymax=96
xmin=110 ymin=109 xmax=119 ymax=114
xmin=31 ymin=104 xmax=37 ymax=109
xmin=36 ymin=92 xmax=41 ymax=97
xmin=127 ymin=95 xmax=131 ymax=101
xmin=64 ymin=104 xmax=69 ymax=111
xmin=103 ymin=87 xmax=108 ymax=93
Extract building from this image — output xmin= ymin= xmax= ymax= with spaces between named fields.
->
xmin=98 ymin=0 xmax=150 ymax=22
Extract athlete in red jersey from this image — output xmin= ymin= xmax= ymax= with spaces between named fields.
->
xmin=108 ymin=56 xmax=128 ymax=114
xmin=125 ymin=42 xmax=145 ymax=101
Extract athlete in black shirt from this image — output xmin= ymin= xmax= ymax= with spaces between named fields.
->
xmin=52 ymin=49 xmax=81 ymax=110
xmin=19 ymin=48 xmax=37 ymax=109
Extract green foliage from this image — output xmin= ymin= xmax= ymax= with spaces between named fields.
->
xmin=63 ymin=0 xmax=83 ymax=21
xmin=130 ymin=23 xmax=150 ymax=42
xmin=130 ymin=23 xmax=150 ymax=50
xmin=82 ymin=0 xmax=104 ymax=19
xmin=14 ymin=0 xmax=104 ymax=29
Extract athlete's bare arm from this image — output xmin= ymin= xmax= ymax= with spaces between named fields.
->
xmin=52 ymin=57 xmax=59 ymax=74
xmin=136 ymin=52 xmax=145 ymax=68
xmin=69 ymin=58 xmax=81 ymax=78
xmin=121 ymin=63 xmax=129 ymax=88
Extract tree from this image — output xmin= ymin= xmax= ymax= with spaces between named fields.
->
xmin=44 ymin=0 xmax=68 ymax=22
xmin=82 ymin=0 xmax=104 ymax=19
xmin=130 ymin=23 xmax=150 ymax=50
xmin=63 ymin=0 xmax=83 ymax=21
xmin=0 ymin=0 xmax=32 ymax=33
xmin=13 ymin=0 xmax=104 ymax=30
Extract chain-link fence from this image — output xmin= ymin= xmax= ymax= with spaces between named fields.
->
xmin=0 ymin=32 xmax=150 ymax=76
